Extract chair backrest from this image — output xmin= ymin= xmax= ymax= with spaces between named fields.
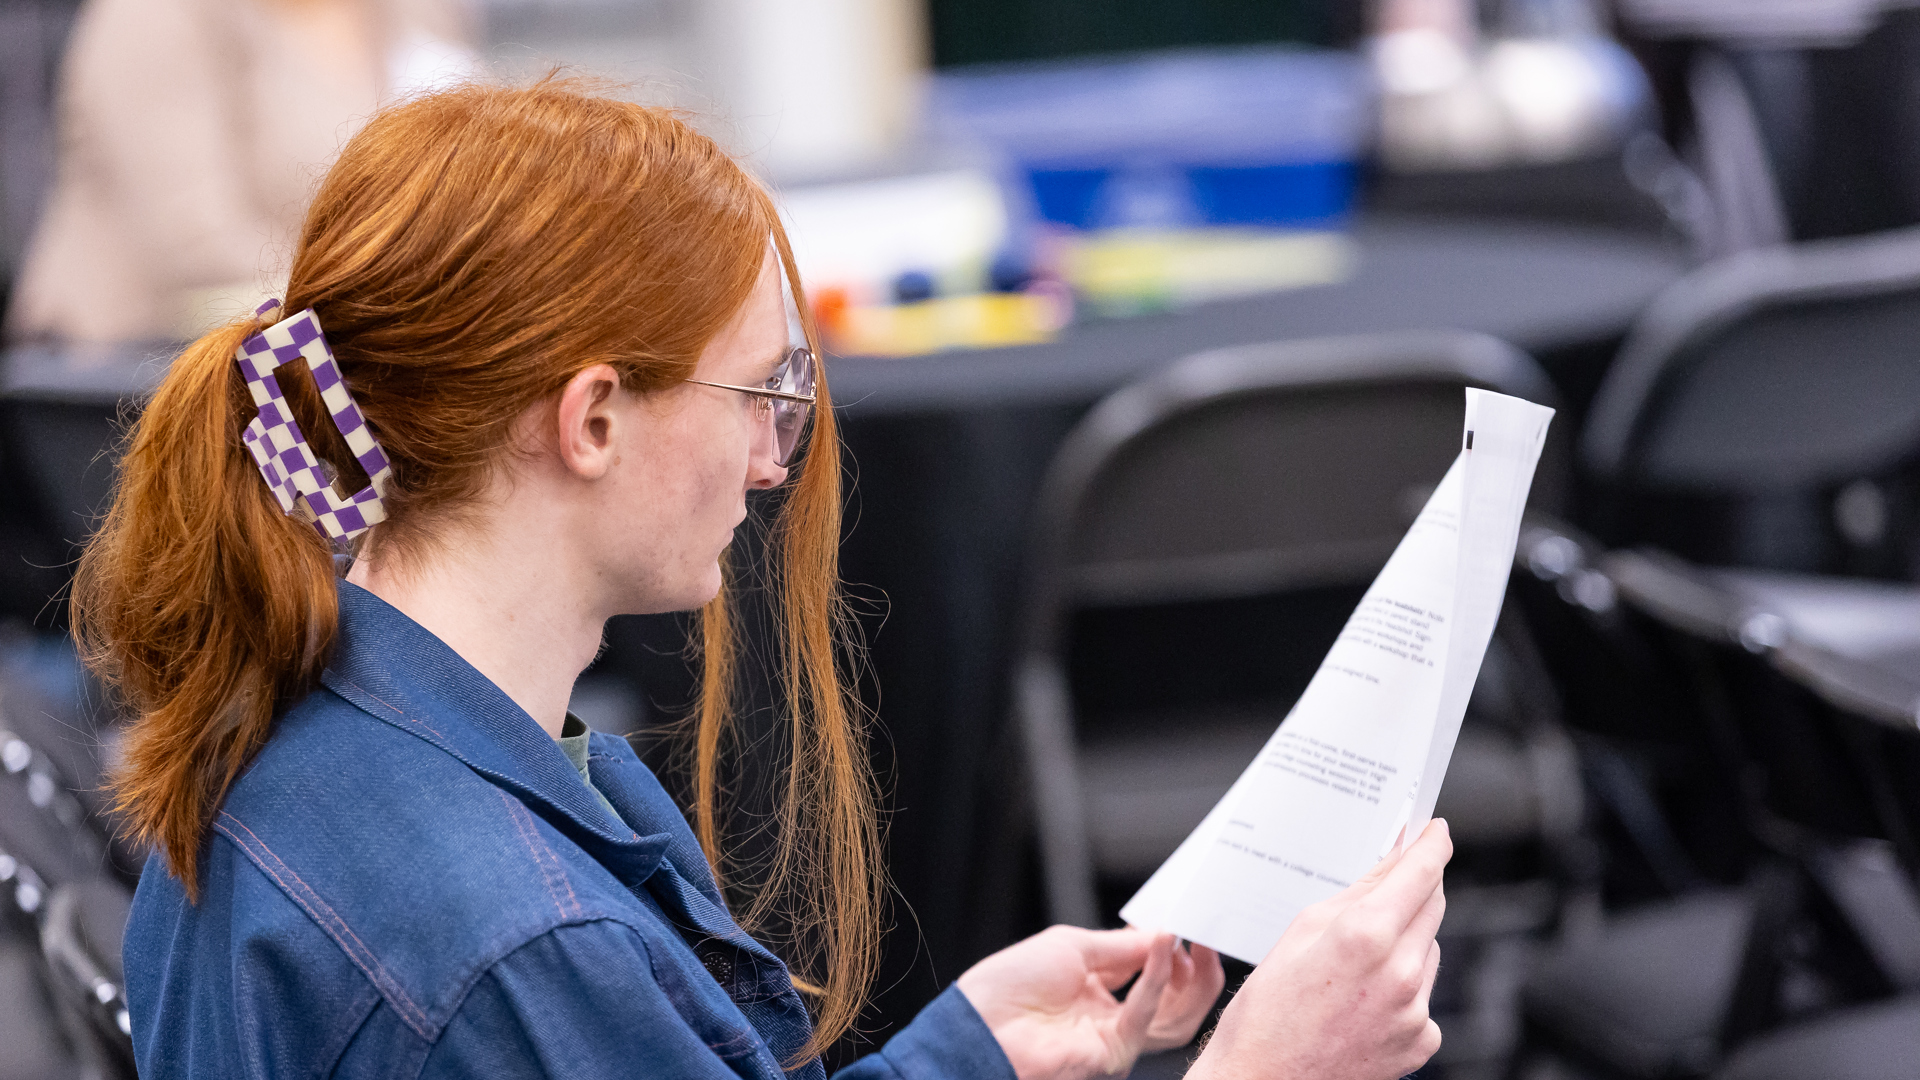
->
xmin=1619 ymin=6 xmax=1920 ymax=251
xmin=1583 ymin=225 xmax=1920 ymax=577
xmin=1023 ymin=329 xmax=1561 ymax=657
xmin=1015 ymin=330 xmax=1559 ymax=925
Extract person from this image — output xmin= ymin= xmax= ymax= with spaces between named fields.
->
xmin=73 ymin=80 xmax=1452 ymax=1080
xmin=9 ymin=0 xmax=474 ymax=346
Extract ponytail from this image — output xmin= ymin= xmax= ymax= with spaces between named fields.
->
xmin=73 ymin=316 xmax=342 ymax=898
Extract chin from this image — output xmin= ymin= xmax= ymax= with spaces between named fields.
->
xmin=624 ymin=562 xmax=727 ymax=616
xmin=675 ymin=564 xmax=726 ymax=612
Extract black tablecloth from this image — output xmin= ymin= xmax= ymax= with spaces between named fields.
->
xmin=0 ymin=213 xmax=1690 ymax=1054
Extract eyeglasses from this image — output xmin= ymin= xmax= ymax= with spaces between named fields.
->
xmin=686 ymin=345 xmax=817 ymax=467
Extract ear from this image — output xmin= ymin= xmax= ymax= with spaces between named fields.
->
xmin=554 ymin=364 xmax=625 ymax=480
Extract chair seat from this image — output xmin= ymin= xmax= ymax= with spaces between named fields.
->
xmin=1081 ymin=722 xmax=1271 ymax=879
xmin=1524 ymin=890 xmax=1754 ymax=1078
xmin=1715 ymin=996 xmax=1920 ymax=1080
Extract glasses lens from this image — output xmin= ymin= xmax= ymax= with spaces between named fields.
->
xmin=772 ymin=347 xmax=813 ymax=466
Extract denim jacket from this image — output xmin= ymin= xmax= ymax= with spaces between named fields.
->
xmin=123 ymin=583 xmax=1015 ymax=1080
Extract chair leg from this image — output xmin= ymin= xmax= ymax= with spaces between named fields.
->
xmin=1720 ymin=860 xmax=1801 ymax=1049
xmin=1017 ymin=658 xmax=1099 ymax=928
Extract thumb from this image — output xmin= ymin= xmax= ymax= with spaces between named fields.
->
xmin=1283 ymin=835 xmax=1409 ymax=944
xmin=1316 ymin=836 xmax=1407 ymax=913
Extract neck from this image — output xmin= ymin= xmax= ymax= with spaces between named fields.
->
xmin=346 ymin=526 xmax=602 ymax=739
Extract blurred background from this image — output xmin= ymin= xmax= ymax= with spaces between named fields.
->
xmin=4 ymin=0 xmax=1920 ymax=1077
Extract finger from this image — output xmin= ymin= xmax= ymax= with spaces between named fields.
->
xmin=1310 ymin=834 xmax=1415 ymax=927
xmin=1166 ymin=938 xmax=1194 ymax=991
xmin=1288 ymin=859 xmax=1395 ymax=945
xmin=1414 ymin=940 xmax=1441 ymax=1016
xmin=1115 ymin=934 xmax=1176 ymax=1053
xmin=1080 ymin=927 xmax=1156 ymax=969
xmin=1151 ymin=943 xmax=1198 ymax=1018
xmin=1351 ymin=834 xmax=1408 ymax=891
xmin=1191 ymin=943 xmax=1225 ymax=994
xmin=1078 ymin=927 xmax=1157 ymax=987
xmin=1412 ymin=1018 xmax=1443 ymax=1071
xmin=1409 ymin=878 xmax=1447 ymax=946
xmin=1385 ymin=880 xmax=1446 ymax=971
xmin=1144 ymin=941 xmax=1194 ymax=1029
xmin=1145 ymin=943 xmax=1227 ymax=1049
xmin=1347 ymin=819 xmax=1452 ymax=937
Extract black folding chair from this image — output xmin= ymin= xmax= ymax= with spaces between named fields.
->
xmin=1520 ymin=551 xmax=1920 ymax=1078
xmin=39 ymin=878 xmax=134 ymax=1080
xmin=1511 ymin=515 xmax=1747 ymax=896
xmin=1582 ymin=222 xmax=1920 ymax=581
xmin=1010 ymin=329 xmax=1571 ymax=930
xmin=1699 ymin=580 xmax=1920 ymax=1080
xmin=1618 ymin=4 xmax=1920 ymax=255
xmin=0 ymin=698 xmax=135 ymax=1078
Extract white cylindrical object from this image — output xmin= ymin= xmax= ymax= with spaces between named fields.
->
xmin=698 ymin=0 xmax=925 ymax=179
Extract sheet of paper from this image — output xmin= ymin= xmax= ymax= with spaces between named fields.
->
xmin=1120 ymin=388 xmax=1553 ymax=964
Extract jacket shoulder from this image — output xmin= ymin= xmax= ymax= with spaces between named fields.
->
xmin=209 ymin=686 xmax=646 ymax=1037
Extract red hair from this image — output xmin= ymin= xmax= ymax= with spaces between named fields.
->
xmin=71 ymin=79 xmax=879 ymax=1057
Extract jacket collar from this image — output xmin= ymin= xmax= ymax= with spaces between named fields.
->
xmin=321 ymin=582 xmax=790 ymax=979
xmin=323 ymin=581 xmax=662 ymax=868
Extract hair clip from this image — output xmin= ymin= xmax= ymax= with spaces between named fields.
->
xmin=232 ymin=300 xmax=393 ymax=540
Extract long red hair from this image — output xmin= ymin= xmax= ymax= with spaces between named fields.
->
xmin=71 ymin=79 xmax=880 ymax=1057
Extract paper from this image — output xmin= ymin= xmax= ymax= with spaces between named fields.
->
xmin=1119 ymin=388 xmax=1554 ymax=964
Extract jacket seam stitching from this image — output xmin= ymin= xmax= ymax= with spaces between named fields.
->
xmin=214 ymin=812 xmax=435 ymax=1039
xmin=337 ymin=676 xmax=451 ymax=742
xmin=494 ymin=787 xmax=582 ymax=919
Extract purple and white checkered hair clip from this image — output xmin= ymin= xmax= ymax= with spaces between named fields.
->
xmin=233 ymin=300 xmax=393 ymax=540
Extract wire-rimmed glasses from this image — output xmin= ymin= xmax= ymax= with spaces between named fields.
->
xmin=686 ymin=344 xmax=817 ymax=467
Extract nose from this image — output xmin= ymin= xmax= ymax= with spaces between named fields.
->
xmin=748 ymin=458 xmax=788 ymax=490
xmin=746 ymin=421 xmax=789 ymax=490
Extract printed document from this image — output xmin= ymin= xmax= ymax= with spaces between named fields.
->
xmin=1120 ymin=388 xmax=1554 ymax=964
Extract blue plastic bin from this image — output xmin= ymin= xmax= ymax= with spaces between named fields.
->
xmin=929 ymin=48 xmax=1372 ymax=230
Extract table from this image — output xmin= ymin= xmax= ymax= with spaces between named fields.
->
xmin=0 ymin=213 xmax=1691 ymax=1053
xmin=806 ymin=213 xmax=1689 ymax=1049
xmin=826 ymin=214 xmax=1687 ymax=414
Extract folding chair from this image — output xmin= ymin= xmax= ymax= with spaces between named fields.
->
xmin=1520 ymin=552 xmax=1920 ymax=1078
xmin=1701 ymin=579 xmax=1920 ymax=1080
xmin=0 ymin=708 xmax=135 ymax=1078
xmin=1618 ymin=3 xmax=1920 ymax=254
xmin=39 ymin=879 xmax=134 ymax=1080
xmin=1010 ymin=329 xmax=1569 ymax=930
xmin=1583 ymin=222 xmax=1920 ymax=580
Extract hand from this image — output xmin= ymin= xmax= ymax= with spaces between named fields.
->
xmin=1189 ymin=818 xmax=1453 ymax=1080
xmin=957 ymin=925 xmax=1226 ymax=1080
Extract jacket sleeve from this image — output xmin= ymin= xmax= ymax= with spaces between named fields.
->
xmin=833 ymin=985 xmax=1018 ymax=1080
xmin=411 ymin=921 xmax=1016 ymax=1080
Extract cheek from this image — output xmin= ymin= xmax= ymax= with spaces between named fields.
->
xmin=672 ymin=415 xmax=751 ymax=526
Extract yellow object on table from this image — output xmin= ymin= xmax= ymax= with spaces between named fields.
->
xmin=1064 ymin=228 xmax=1358 ymax=316
xmin=831 ymin=291 xmax=1070 ymax=358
